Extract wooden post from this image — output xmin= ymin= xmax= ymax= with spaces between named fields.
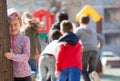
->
xmin=96 ymin=19 xmax=103 ymax=73
xmin=96 ymin=19 xmax=102 ymax=33
xmin=0 ymin=0 xmax=13 ymax=81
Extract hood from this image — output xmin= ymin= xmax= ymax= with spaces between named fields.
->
xmin=58 ymin=32 xmax=79 ymax=45
xmin=52 ymin=22 xmax=60 ymax=30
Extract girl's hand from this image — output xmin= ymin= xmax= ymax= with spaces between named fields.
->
xmin=4 ymin=49 xmax=12 ymax=60
xmin=5 ymin=52 xmax=12 ymax=59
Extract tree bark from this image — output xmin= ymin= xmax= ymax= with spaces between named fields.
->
xmin=0 ymin=0 xmax=13 ymax=81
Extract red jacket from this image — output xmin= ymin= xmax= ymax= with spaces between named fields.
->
xmin=56 ymin=42 xmax=82 ymax=71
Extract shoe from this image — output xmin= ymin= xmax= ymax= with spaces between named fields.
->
xmin=90 ymin=71 xmax=100 ymax=81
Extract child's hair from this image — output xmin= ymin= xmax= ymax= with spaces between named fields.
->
xmin=22 ymin=11 xmax=40 ymax=28
xmin=80 ymin=15 xmax=90 ymax=24
xmin=7 ymin=8 xmax=22 ymax=26
xmin=22 ymin=11 xmax=33 ymax=25
xmin=51 ymin=29 xmax=61 ymax=40
xmin=56 ymin=12 xmax=69 ymax=22
xmin=60 ymin=20 xmax=73 ymax=33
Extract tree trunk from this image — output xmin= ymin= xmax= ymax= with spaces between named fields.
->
xmin=0 ymin=0 xmax=13 ymax=81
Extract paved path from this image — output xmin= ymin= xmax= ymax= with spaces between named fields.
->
xmin=99 ymin=68 xmax=120 ymax=81
xmin=81 ymin=68 xmax=120 ymax=81
xmin=36 ymin=68 xmax=120 ymax=81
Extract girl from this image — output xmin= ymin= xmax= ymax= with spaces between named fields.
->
xmin=22 ymin=11 xmax=41 ymax=77
xmin=4 ymin=8 xmax=32 ymax=81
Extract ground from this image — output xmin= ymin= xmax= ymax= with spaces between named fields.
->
xmin=36 ymin=68 xmax=120 ymax=81
xmin=81 ymin=68 xmax=120 ymax=81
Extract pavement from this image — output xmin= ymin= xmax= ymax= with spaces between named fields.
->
xmin=99 ymin=68 xmax=120 ymax=81
xmin=36 ymin=68 xmax=120 ymax=81
xmin=81 ymin=68 xmax=120 ymax=81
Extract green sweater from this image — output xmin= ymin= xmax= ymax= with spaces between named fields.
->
xmin=24 ymin=26 xmax=41 ymax=59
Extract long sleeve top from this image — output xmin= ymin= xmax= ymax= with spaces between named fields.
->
xmin=11 ymin=33 xmax=31 ymax=78
xmin=41 ymin=40 xmax=58 ymax=58
xmin=24 ymin=26 xmax=41 ymax=59
xmin=74 ymin=25 xmax=99 ymax=52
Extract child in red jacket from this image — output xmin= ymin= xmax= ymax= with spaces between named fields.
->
xmin=55 ymin=20 xmax=82 ymax=81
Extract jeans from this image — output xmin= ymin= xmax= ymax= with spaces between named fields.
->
xmin=82 ymin=50 xmax=98 ymax=81
xmin=57 ymin=67 xmax=81 ymax=81
xmin=28 ymin=59 xmax=38 ymax=76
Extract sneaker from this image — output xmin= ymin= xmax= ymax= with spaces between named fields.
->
xmin=90 ymin=71 xmax=100 ymax=81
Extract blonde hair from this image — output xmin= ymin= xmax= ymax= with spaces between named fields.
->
xmin=22 ymin=11 xmax=33 ymax=25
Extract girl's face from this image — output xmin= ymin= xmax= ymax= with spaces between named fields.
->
xmin=9 ymin=18 xmax=21 ymax=35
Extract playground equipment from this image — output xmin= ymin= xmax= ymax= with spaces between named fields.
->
xmin=76 ymin=5 xmax=102 ymax=33
xmin=33 ymin=9 xmax=54 ymax=38
xmin=76 ymin=5 xmax=101 ymax=22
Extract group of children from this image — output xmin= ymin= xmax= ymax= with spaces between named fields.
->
xmin=4 ymin=8 xmax=103 ymax=81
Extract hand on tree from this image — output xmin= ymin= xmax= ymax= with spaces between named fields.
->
xmin=4 ymin=49 xmax=12 ymax=60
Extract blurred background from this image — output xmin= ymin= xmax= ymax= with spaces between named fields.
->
xmin=7 ymin=0 xmax=120 ymax=81
xmin=7 ymin=0 xmax=120 ymax=54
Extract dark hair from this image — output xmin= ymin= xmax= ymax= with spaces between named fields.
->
xmin=57 ymin=12 xmax=69 ymax=22
xmin=60 ymin=20 xmax=73 ymax=33
xmin=80 ymin=15 xmax=90 ymax=24
xmin=51 ymin=29 xmax=61 ymax=40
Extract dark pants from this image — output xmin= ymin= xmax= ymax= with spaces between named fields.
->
xmin=14 ymin=76 xmax=31 ymax=81
xmin=82 ymin=50 xmax=98 ymax=81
